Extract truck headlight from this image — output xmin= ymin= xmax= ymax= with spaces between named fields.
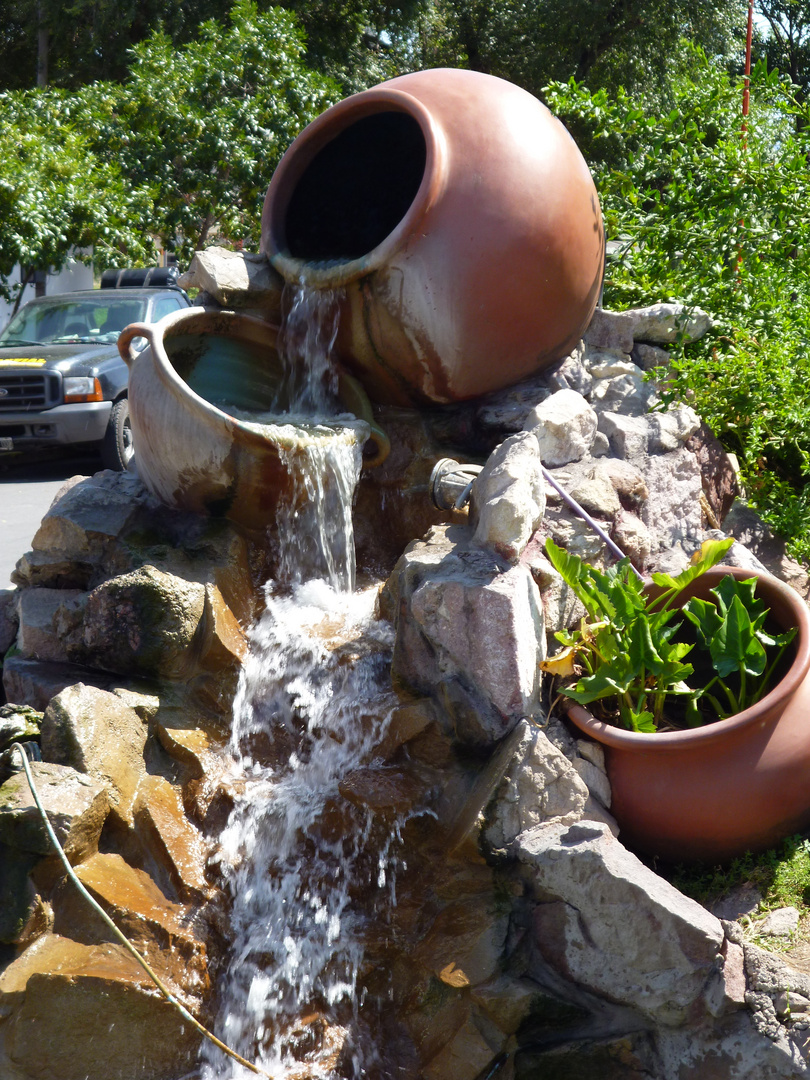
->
xmin=63 ymin=377 xmax=103 ymax=403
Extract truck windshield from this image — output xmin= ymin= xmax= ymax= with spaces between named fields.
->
xmin=0 ymin=296 xmax=148 ymax=346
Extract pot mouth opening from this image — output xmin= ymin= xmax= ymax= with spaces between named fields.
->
xmin=265 ymin=90 xmax=443 ymax=287
xmin=284 ymin=110 xmax=426 ymax=266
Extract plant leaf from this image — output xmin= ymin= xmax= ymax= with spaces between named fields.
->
xmin=682 ymin=596 xmax=724 ymax=648
xmin=562 ymin=660 xmax=637 ymax=704
xmin=545 ymin=538 xmax=585 ymax=591
xmin=539 ymin=647 xmax=578 ymax=676
xmin=684 ymin=698 xmax=705 ymax=727
xmin=649 ymin=536 xmax=734 ymax=594
xmin=627 ymin=709 xmax=657 ymax=733
xmin=711 ymin=593 xmax=768 ymax=678
xmin=711 ymin=574 xmax=765 ymax=620
xmin=438 ymin=963 xmax=470 ymax=988
xmin=626 ymin=613 xmax=666 ymax=674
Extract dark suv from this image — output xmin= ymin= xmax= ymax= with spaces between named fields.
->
xmin=0 ymin=267 xmax=193 ymax=470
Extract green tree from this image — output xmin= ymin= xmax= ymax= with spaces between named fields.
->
xmin=85 ymin=0 xmax=339 ymax=258
xmin=404 ymin=0 xmax=746 ymax=104
xmin=0 ymin=0 xmax=227 ymax=90
xmin=0 ymin=88 xmax=155 ymax=303
xmin=0 ymin=0 xmax=424 ymax=93
xmin=0 ymin=1 xmax=337 ymax=296
xmin=757 ymin=0 xmax=810 ymax=107
xmin=546 ymin=51 xmax=810 ymax=558
xmin=273 ymin=0 xmax=426 ymax=92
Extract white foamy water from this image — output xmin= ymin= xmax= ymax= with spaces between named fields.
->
xmin=201 ymin=287 xmax=404 ymax=1079
xmin=273 ymin=431 xmax=365 ymax=594
xmin=274 ymin=284 xmax=343 ymax=415
xmin=204 ymin=581 xmax=398 ymax=1079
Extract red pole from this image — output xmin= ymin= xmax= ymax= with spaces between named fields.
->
xmin=738 ymin=0 xmax=754 ymax=280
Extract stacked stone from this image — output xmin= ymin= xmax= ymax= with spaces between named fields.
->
xmin=0 ymin=470 xmax=253 ymax=1080
xmin=1 ymin=248 xmax=809 ymax=1078
xmin=383 ymin=301 xmax=810 ymax=1078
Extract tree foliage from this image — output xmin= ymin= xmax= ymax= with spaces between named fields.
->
xmin=404 ymin=0 xmax=747 ymax=105
xmin=0 ymin=89 xmax=156 ymax=302
xmin=84 ymin=0 xmax=339 ymax=259
xmin=0 ymin=0 xmax=226 ymax=90
xmin=274 ymin=0 xmax=426 ymax=92
xmin=0 ymin=0 xmax=421 ymax=94
xmin=0 ymin=0 xmax=338 ymax=294
xmin=546 ymin=50 xmax=810 ymax=558
xmin=757 ymin=0 xmax=810 ymax=107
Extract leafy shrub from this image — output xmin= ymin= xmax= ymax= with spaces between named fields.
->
xmin=544 ymin=536 xmax=795 ymax=732
xmin=545 ymin=50 xmax=810 ymax=561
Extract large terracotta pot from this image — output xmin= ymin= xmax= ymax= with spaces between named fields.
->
xmin=118 ymin=309 xmax=389 ymax=532
xmin=261 ymin=68 xmax=605 ymax=407
xmin=567 ymin=566 xmax=810 ymax=863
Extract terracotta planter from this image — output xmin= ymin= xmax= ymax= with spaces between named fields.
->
xmin=567 ymin=566 xmax=810 ymax=863
xmin=261 ymin=68 xmax=605 ymax=406
xmin=118 ymin=309 xmax=389 ymax=532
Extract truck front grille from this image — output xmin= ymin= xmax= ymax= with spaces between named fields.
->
xmin=0 ymin=370 xmax=60 ymax=410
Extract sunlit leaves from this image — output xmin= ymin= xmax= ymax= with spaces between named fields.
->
xmin=404 ymin=0 xmax=743 ymax=105
xmin=91 ymin=0 xmax=340 ymax=259
xmin=547 ymin=530 xmax=795 ymax=730
xmin=0 ymin=87 xmax=156 ymax=302
xmin=0 ymin=0 xmax=339 ymax=296
xmin=545 ymin=49 xmax=810 ymax=563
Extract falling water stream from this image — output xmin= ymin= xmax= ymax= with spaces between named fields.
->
xmin=201 ymin=286 xmax=404 ymax=1078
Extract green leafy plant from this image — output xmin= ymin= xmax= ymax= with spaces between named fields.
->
xmin=680 ymin=574 xmax=797 ymax=721
xmin=544 ymin=53 xmax=810 ymax=564
xmin=543 ymin=536 xmax=796 ymax=733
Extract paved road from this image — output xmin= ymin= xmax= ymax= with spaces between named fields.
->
xmin=0 ymin=452 xmax=102 ymax=588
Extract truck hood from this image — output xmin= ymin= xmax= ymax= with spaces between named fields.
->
xmin=0 ymin=342 xmax=119 ymax=375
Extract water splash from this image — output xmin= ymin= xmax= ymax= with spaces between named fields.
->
xmin=274 ymin=284 xmax=342 ymax=415
xmin=207 ymin=583 xmax=398 ymax=1078
xmin=201 ymin=286 xmax=404 ymax=1079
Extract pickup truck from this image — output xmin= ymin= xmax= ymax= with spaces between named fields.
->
xmin=0 ymin=267 xmax=193 ymax=470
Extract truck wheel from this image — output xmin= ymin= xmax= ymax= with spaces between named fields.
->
xmin=100 ymin=398 xmax=134 ymax=471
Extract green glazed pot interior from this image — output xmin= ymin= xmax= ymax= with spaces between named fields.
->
xmin=164 ymin=330 xmax=288 ymax=414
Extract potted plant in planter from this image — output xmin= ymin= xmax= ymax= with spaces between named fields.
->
xmin=542 ymin=537 xmax=810 ymax=862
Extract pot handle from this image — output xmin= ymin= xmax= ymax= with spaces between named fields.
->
xmin=337 ymin=370 xmax=390 ymax=468
xmin=117 ymin=322 xmax=155 ymax=367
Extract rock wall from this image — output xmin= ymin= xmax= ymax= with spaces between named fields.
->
xmin=1 ymin=267 xmax=810 ymax=1079
xmin=0 ymin=472 xmax=257 ymax=1080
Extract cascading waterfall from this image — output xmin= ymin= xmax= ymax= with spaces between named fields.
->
xmin=274 ymin=284 xmax=342 ymax=417
xmin=201 ymin=286 xmax=404 ymax=1078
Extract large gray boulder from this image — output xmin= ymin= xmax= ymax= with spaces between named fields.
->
xmin=178 ymin=247 xmax=283 ymax=315
xmin=470 ymin=432 xmax=545 ymax=562
xmin=524 ymin=388 xmax=598 ymax=466
xmin=41 ymin=685 xmax=148 ymax=829
xmin=386 ymin=526 xmax=546 ymax=742
xmin=518 ymin=820 xmax=726 ymax=1025
xmin=484 ymin=725 xmax=589 ymax=850
xmin=0 ymin=762 xmax=109 ymax=862
xmin=623 ymin=302 xmax=713 ymax=344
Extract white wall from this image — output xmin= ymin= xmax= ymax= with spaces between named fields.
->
xmin=0 ymin=252 xmax=95 ymax=330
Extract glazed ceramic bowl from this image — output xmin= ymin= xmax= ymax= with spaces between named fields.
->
xmin=118 ymin=308 xmax=389 ymax=532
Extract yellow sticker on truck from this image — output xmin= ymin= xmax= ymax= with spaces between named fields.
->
xmin=0 ymin=358 xmax=47 ymax=366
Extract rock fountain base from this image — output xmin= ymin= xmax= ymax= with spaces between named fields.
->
xmin=1 ymin=262 xmax=809 ymax=1078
